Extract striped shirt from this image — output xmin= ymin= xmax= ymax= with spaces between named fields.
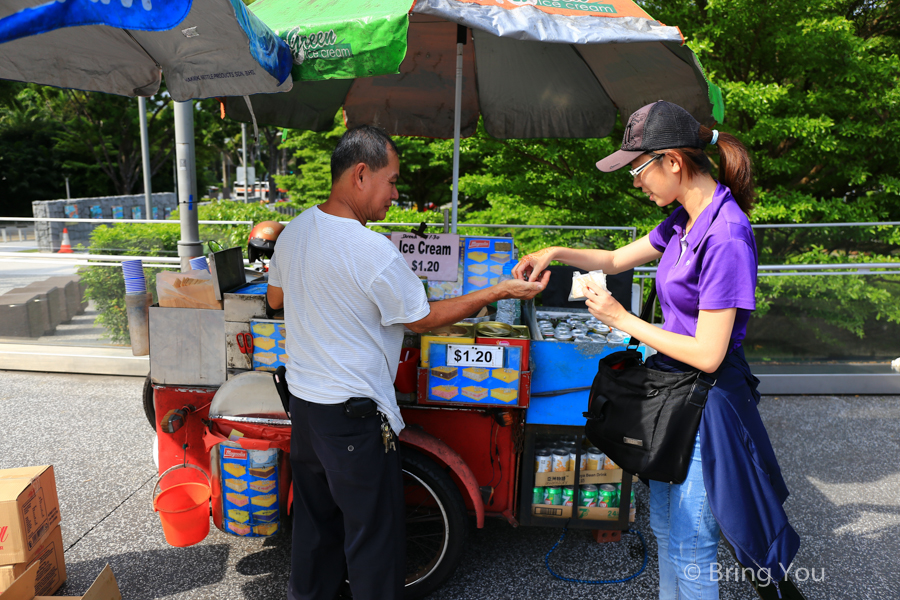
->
xmin=268 ymin=206 xmax=430 ymax=433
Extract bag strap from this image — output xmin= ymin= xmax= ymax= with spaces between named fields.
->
xmin=626 ymin=285 xmax=658 ymax=349
xmin=627 ymin=282 xmax=726 ymax=390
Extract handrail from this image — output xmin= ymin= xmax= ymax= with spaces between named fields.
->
xmin=0 ymin=252 xmax=180 ymax=263
xmin=2 ymin=252 xmax=895 ymax=274
xmin=4 ymin=215 xmax=898 ymax=230
xmin=631 ymin=262 xmax=900 ymax=279
xmin=0 ymin=217 xmax=253 ymax=225
xmin=751 ymin=221 xmax=900 ymax=229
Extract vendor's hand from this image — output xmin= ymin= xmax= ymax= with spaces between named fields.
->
xmin=512 ymin=246 xmax=558 ymax=283
xmin=498 ymin=271 xmax=550 ymax=300
xmin=584 ymin=283 xmax=627 ymax=327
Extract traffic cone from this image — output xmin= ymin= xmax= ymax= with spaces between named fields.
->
xmin=58 ymin=227 xmax=73 ymax=253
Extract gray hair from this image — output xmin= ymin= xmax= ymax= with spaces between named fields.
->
xmin=331 ymin=125 xmax=399 ymax=183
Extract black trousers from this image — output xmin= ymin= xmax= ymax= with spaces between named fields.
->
xmin=287 ymin=395 xmax=405 ymax=600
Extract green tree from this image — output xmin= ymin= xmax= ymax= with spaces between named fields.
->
xmin=39 ymin=88 xmax=176 ymax=196
xmin=276 ymin=111 xmax=484 ymax=212
xmin=0 ymin=85 xmax=115 ymax=215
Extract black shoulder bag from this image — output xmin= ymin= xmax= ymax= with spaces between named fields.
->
xmin=583 ymin=287 xmax=720 ymax=484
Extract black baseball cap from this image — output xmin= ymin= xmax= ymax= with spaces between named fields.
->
xmin=596 ymin=101 xmax=703 ymax=172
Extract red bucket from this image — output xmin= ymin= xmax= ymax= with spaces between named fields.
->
xmin=153 ymin=464 xmax=211 ymax=547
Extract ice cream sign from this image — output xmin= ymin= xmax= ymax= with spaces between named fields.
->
xmin=391 ymin=233 xmax=460 ymax=282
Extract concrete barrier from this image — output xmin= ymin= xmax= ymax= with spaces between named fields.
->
xmin=10 ymin=286 xmax=62 ymax=328
xmin=0 ymin=293 xmax=52 ymax=336
xmin=43 ymin=276 xmax=82 ymax=320
xmin=0 ymin=275 xmax=88 ymax=338
xmin=22 ymin=281 xmax=69 ymax=323
xmin=0 ymin=296 xmax=41 ymax=337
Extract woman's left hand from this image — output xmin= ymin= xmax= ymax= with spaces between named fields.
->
xmin=584 ymin=284 xmax=627 ymax=328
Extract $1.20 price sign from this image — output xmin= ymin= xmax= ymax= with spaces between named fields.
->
xmin=445 ymin=344 xmax=505 ymax=369
xmin=390 ymin=233 xmax=460 ymax=281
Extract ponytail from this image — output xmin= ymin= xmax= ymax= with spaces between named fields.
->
xmin=666 ymin=126 xmax=756 ymax=215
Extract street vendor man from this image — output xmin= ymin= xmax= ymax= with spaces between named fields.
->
xmin=266 ymin=125 xmax=548 ymax=600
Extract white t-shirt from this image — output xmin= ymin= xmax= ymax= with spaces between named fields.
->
xmin=267 ymin=206 xmax=431 ymax=434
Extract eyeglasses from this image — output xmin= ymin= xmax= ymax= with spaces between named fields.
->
xmin=628 ymin=153 xmax=662 ymax=178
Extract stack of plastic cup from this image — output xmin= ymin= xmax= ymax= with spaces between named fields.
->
xmin=189 ymin=256 xmax=210 ymax=272
xmin=122 ymin=259 xmax=147 ymax=295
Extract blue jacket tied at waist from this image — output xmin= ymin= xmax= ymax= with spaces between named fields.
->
xmin=700 ymin=347 xmax=800 ymax=577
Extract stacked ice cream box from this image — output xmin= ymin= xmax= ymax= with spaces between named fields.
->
xmin=219 ymin=446 xmax=281 ymax=537
xmin=424 ymin=344 xmax=524 ymax=406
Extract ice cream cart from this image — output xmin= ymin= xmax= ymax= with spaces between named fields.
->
xmin=146 ymin=238 xmax=649 ymax=599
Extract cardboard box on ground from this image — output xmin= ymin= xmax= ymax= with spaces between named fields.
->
xmin=1 ymin=560 xmax=121 ymax=600
xmin=0 ymin=466 xmax=61 ymax=566
xmin=0 ymin=466 xmax=64 ymax=596
xmin=0 ymin=466 xmax=117 ymax=598
xmin=0 ymin=526 xmax=65 ymax=595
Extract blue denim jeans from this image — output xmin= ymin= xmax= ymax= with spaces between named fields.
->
xmin=649 ymin=432 xmax=721 ymax=600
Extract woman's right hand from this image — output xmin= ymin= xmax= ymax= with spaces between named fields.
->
xmin=512 ymin=246 xmax=559 ymax=283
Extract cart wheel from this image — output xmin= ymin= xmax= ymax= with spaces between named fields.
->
xmin=402 ymin=447 xmax=468 ymax=599
xmin=142 ymin=375 xmax=155 ymax=430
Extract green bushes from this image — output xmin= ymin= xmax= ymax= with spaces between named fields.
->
xmin=82 ymin=201 xmax=283 ymax=343
xmin=80 ymin=223 xmax=179 ymax=344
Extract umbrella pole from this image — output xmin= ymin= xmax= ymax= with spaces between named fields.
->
xmin=138 ymin=97 xmax=153 ymax=220
xmin=174 ymin=100 xmax=202 ymax=271
xmin=450 ymin=26 xmax=465 ymax=235
xmin=242 ymin=123 xmax=249 ymax=203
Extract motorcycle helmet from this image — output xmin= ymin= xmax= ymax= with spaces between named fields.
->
xmin=247 ymin=220 xmax=285 ymax=263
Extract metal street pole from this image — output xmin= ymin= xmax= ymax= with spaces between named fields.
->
xmin=174 ymin=100 xmax=202 ymax=271
xmin=242 ymin=123 xmax=248 ymax=202
xmin=65 ymin=177 xmax=70 ymax=200
xmin=450 ymin=25 xmax=466 ymax=234
xmin=138 ymin=97 xmax=153 ymax=219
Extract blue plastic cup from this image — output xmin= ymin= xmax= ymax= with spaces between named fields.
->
xmin=122 ymin=259 xmax=144 ymax=279
xmin=189 ymin=257 xmax=209 ymax=272
xmin=124 ymin=276 xmax=147 ymax=294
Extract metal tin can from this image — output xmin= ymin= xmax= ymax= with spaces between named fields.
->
xmin=586 ymin=448 xmax=603 ymax=471
xmin=544 ymin=487 xmax=562 ymax=505
xmin=602 ymin=455 xmax=618 ymax=470
xmin=533 ymin=486 xmax=544 ymax=505
xmin=569 ymin=450 xmax=587 ymax=471
xmin=562 ymin=486 xmax=576 ymax=506
xmin=606 ymin=331 xmax=626 ymax=345
xmin=475 ymin=321 xmax=514 ymax=338
xmin=614 ymin=484 xmax=634 ymax=509
xmin=535 ymin=449 xmax=552 ymax=473
xmin=579 ymin=484 xmax=599 ymax=507
xmin=552 ymin=450 xmax=569 ymax=472
xmin=598 ymin=484 xmax=617 ymax=508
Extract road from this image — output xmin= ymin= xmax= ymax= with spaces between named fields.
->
xmin=0 ymin=370 xmax=897 ymax=599
xmin=0 ymin=239 xmax=78 ymax=295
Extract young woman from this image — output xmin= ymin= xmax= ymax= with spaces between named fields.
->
xmin=513 ymin=101 xmax=800 ymax=600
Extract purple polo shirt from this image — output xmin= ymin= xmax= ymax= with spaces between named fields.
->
xmin=648 ymin=183 xmax=758 ymax=353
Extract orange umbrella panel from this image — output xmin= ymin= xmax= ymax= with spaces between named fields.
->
xmin=344 ymin=17 xmax=480 ymax=139
xmin=445 ymin=0 xmax=654 ymax=21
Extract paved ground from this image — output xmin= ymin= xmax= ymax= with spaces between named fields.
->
xmin=0 ymin=370 xmax=897 ymax=599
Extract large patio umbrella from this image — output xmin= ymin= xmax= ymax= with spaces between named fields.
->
xmin=0 ymin=0 xmax=299 ymax=266
xmin=223 ymin=0 xmax=723 ymax=229
xmin=0 ymin=0 xmax=295 ymax=99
